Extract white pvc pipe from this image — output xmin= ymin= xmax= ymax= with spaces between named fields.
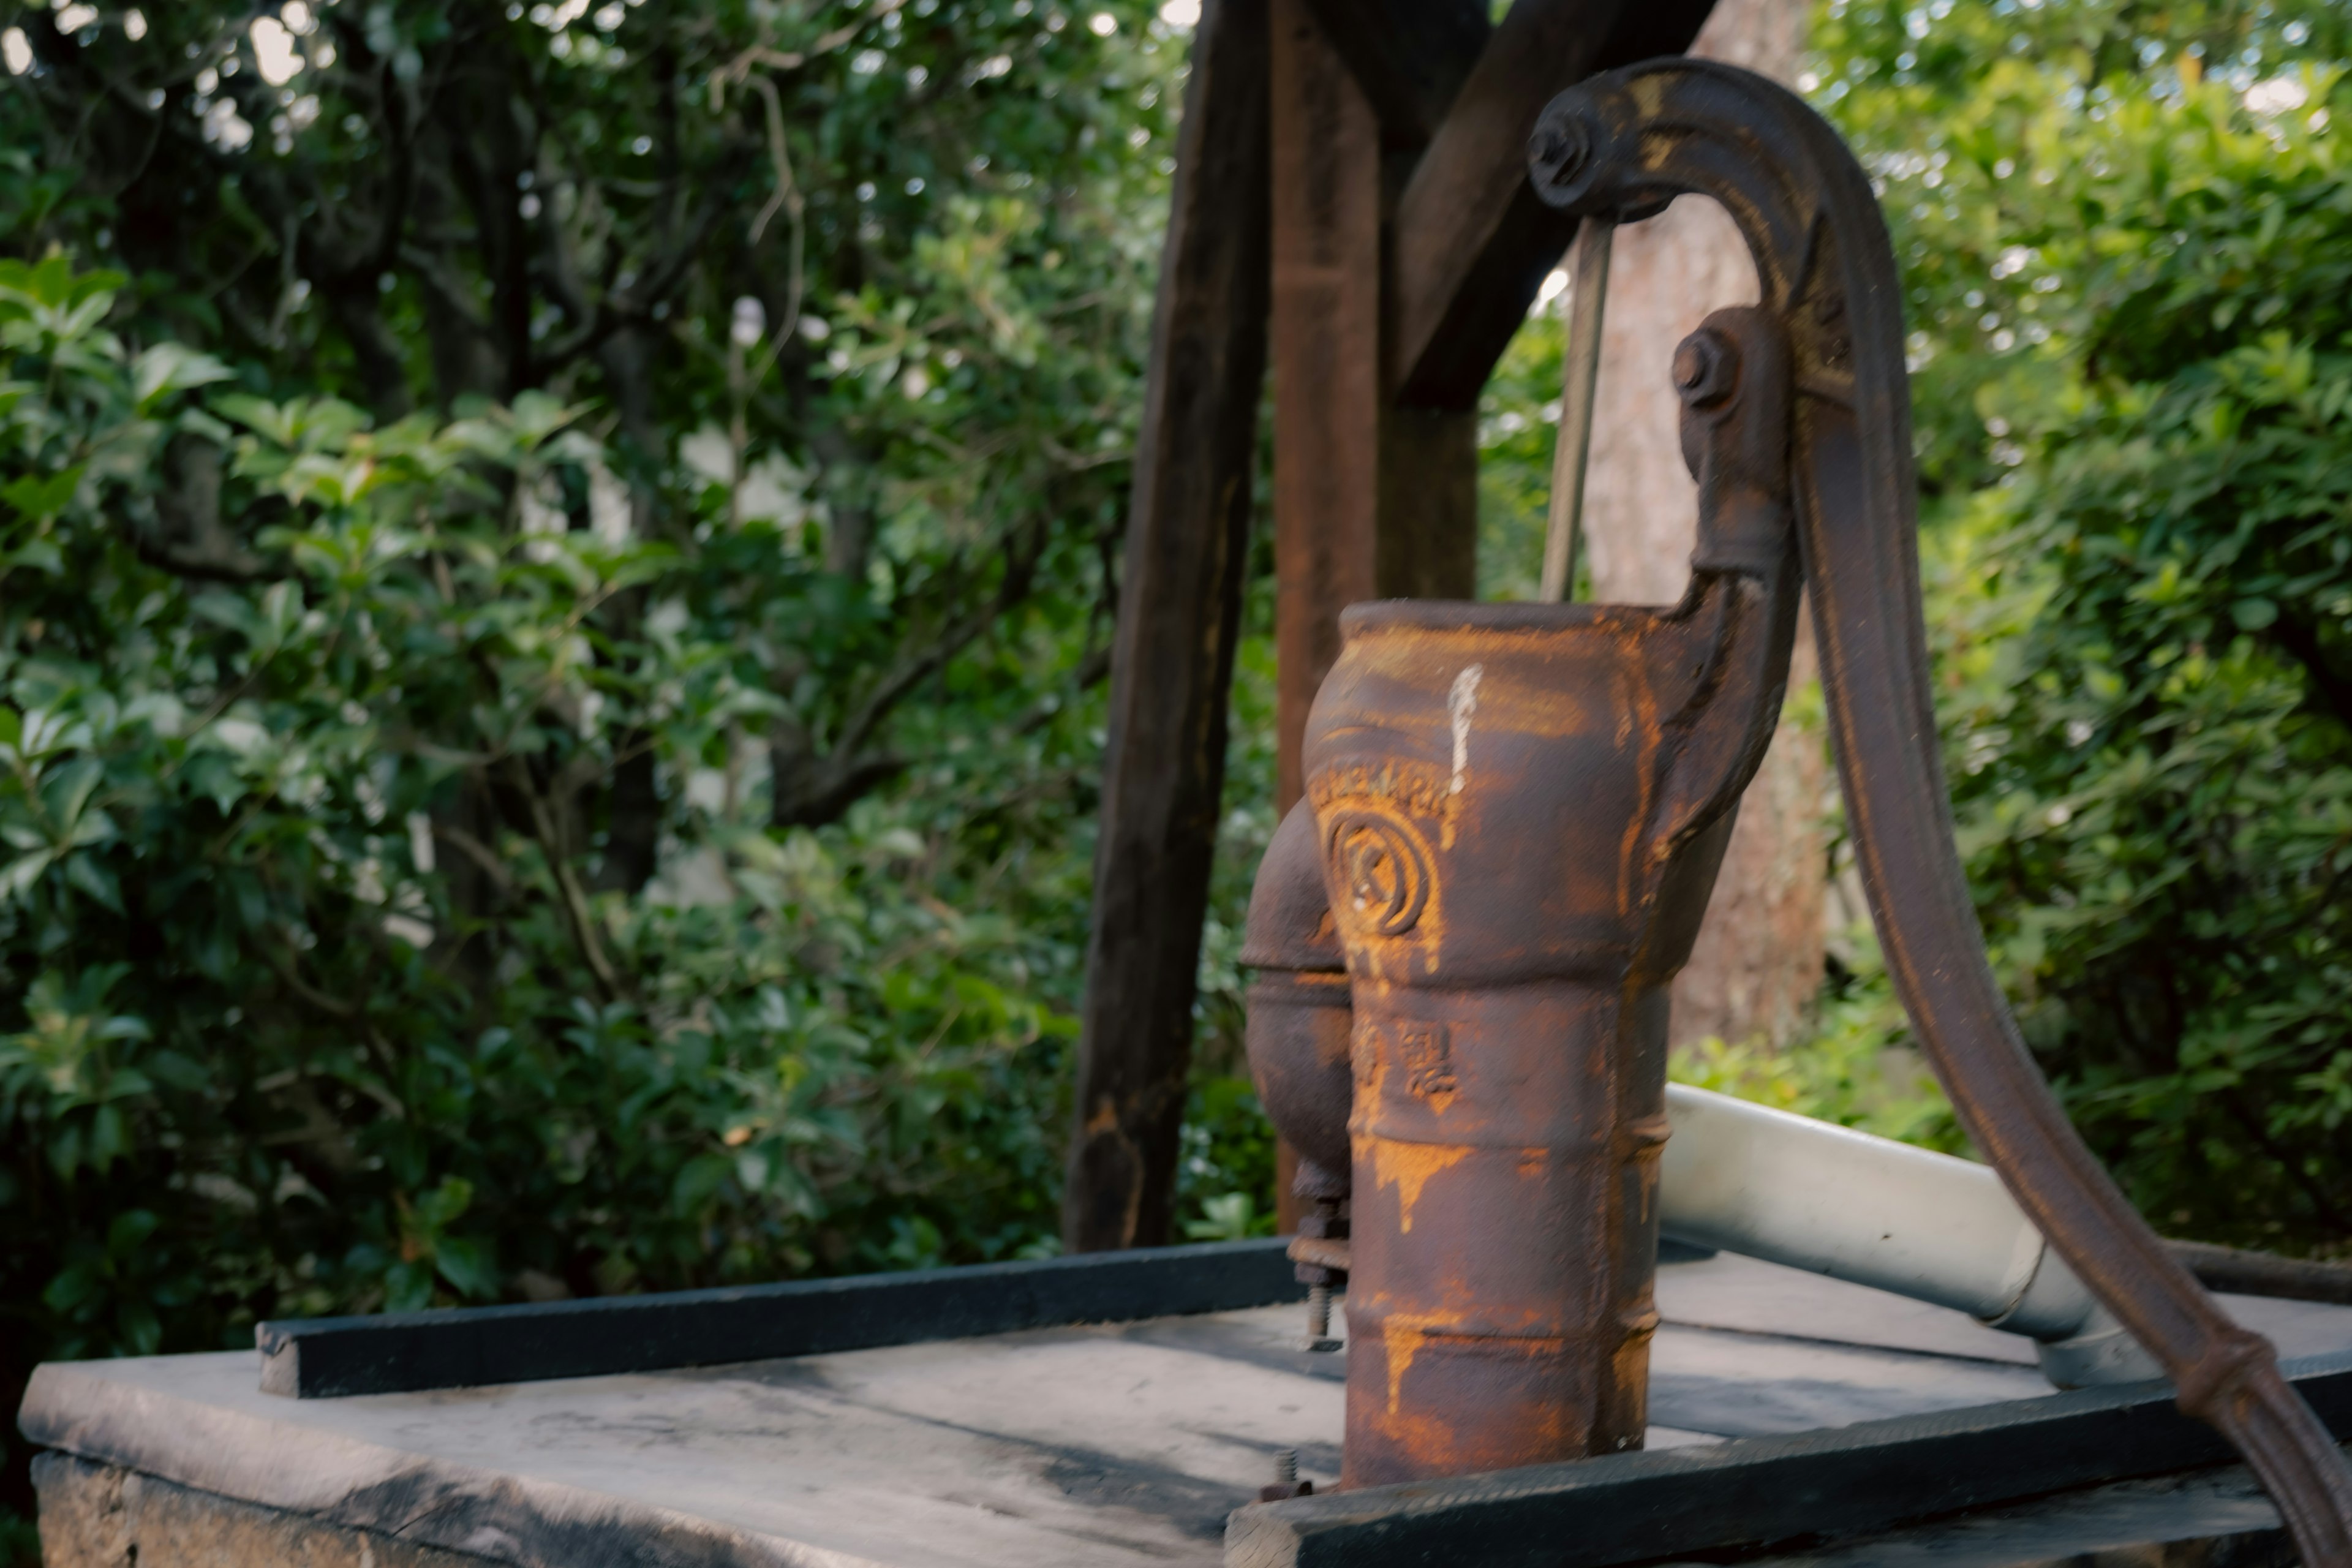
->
xmin=1659 ymin=1083 xmax=2159 ymax=1386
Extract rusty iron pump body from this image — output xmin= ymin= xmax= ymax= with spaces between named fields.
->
xmin=1246 ymin=304 xmax=1798 ymax=1485
xmin=1240 ymin=57 xmax=2352 ymax=1559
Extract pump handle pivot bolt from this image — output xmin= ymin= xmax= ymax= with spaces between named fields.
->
xmin=1673 ymin=327 xmax=1741 ymax=410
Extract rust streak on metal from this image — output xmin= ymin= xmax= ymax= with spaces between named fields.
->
xmin=1368 ymin=1140 xmax=1471 ymax=1234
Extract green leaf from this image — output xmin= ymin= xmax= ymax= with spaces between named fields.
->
xmin=384 ymin=1261 xmax=436 ymax=1314
xmin=131 ymin=342 xmax=233 ymax=410
xmin=3 ymin=467 xmax=85 ymax=522
xmin=414 ymin=1177 xmax=473 ymax=1231
xmin=61 ymin=851 xmax=122 ymax=913
xmin=432 ymin=1237 xmax=499 ymax=1300
xmin=107 ymin=1208 xmax=160 ymax=1256
xmin=0 ymin=848 xmax=57 ymax=903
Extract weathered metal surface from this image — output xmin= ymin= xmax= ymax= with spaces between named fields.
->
xmin=1240 ymin=804 xmax=1352 ymax=1188
xmin=2176 ymin=1243 xmax=2352 ymax=1309
xmin=1240 ymin=802 xmax=1355 ymax=1290
xmin=1242 ymin=52 xmax=2352 ymax=1553
xmin=1251 ymin=301 xmax=1803 ymax=1486
xmin=1526 ymin=56 xmax=2352 ymax=1561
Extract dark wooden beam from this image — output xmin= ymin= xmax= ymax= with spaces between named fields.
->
xmin=1270 ymin=0 xmax=1381 ymax=819
xmin=1297 ymin=0 xmax=1491 ymax=149
xmin=1061 ymin=0 xmax=1272 ymax=1254
xmin=1389 ymin=0 xmax=1719 ymax=411
xmin=1375 ymin=405 xmax=1479 ymax=597
xmin=1268 ymin=0 xmax=1382 ymax=1233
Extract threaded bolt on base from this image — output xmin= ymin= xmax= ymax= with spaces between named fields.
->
xmin=1257 ymin=1447 xmax=1313 ymax=1502
xmin=1305 ymin=1284 xmax=1340 ymax=1352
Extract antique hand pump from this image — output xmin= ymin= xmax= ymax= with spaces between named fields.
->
xmin=1240 ymin=57 xmax=2352 ymax=1558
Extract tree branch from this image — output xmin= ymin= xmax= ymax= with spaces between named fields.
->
xmin=502 ymin=756 xmax=624 ymax=1001
xmin=398 ymin=241 xmax=490 ymax=330
xmin=432 ymin=823 xmax=518 ymax=895
xmin=770 ymin=513 xmax=1055 ymax=827
xmin=136 ymin=435 xmax=273 ymax=582
xmin=539 ymin=140 xmax=760 ymax=372
xmin=2269 ymin=611 xmax=2352 ymax=737
xmin=837 ymin=513 xmax=1052 ymax=763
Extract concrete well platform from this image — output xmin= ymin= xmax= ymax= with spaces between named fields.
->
xmin=20 ymin=1250 xmax=2352 ymax=1568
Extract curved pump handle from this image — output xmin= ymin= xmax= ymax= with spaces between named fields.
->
xmin=1529 ymin=60 xmax=2352 ymax=1559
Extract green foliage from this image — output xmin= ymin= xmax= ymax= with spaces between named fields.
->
xmin=1175 ymin=1071 xmax=1279 ymax=1240
xmin=13 ymin=12 xmax=2352 ymax=1568
xmin=0 ymin=0 xmax=1188 ymax=875
xmin=0 ymin=1506 xmax=31 ymax=1568
xmin=0 ymin=0 xmax=1282 ymax=1526
xmin=1477 ymin=274 xmax=1575 ymax=603
xmin=1811 ymin=0 xmax=2351 ymax=496
xmin=0 ymin=0 xmax=1203 ymax=1297
xmin=0 ymin=247 xmax=1103 ymax=1510
xmin=1935 ymin=128 xmax=2352 ymax=1242
xmin=1805 ymin=0 xmax=2352 ymax=1247
xmin=1672 ymin=1034 xmax=1964 ymax=1153
xmin=0 ymin=261 xmax=1119 ymax=1568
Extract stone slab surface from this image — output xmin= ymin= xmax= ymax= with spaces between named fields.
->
xmin=34 ymin=1452 xmax=487 ymax=1568
xmin=21 ymin=1253 xmax=2352 ymax=1568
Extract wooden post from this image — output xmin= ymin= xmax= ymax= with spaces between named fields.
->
xmin=1268 ymin=0 xmax=1382 ymax=1228
xmin=1375 ymin=407 xmax=1479 ymax=599
xmin=1066 ymin=0 xmax=1724 ymax=1253
xmin=1061 ymin=0 xmax=1272 ymax=1254
xmin=1386 ymin=0 xmax=1720 ymax=410
xmin=1369 ymin=0 xmax=1717 ymax=606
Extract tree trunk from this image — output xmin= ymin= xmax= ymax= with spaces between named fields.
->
xmin=1579 ymin=0 xmax=1824 ymax=1055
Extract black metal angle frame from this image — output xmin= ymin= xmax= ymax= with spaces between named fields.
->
xmin=255 ymin=1235 xmax=1303 ymax=1398
xmin=1232 ymin=1348 xmax=2352 ymax=1568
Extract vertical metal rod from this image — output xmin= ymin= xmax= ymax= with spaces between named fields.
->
xmin=1539 ymin=218 xmax=1613 ymax=603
